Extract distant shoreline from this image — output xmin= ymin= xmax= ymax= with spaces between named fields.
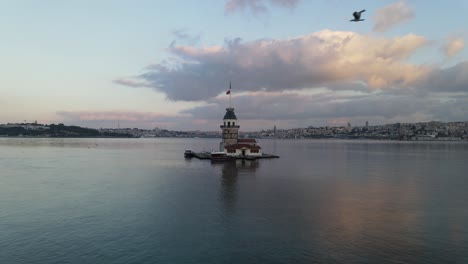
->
xmin=1 ymin=135 xmax=467 ymax=142
xmin=2 ymin=121 xmax=468 ymax=141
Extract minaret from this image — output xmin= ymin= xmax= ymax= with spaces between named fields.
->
xmin=219 ymin=107 xmax=239 ymax=151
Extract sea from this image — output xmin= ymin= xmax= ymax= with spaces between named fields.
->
xmin=1 ymin=137 xmax=467 ymax=264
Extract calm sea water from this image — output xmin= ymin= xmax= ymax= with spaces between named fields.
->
xmin=1 ymin=138 xmax=468 ymax=263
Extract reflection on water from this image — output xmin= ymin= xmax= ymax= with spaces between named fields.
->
xmin=308 ymin=178 xmax=425 ymax=263
xmin=215 ymin=160 xmax=260 ymax=218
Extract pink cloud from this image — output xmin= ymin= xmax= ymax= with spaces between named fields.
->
xmin=442 ymin=37 xmax=465 ymax=57
xmin=160 ymin=30 xmax=430 ymax=99
xmin=57 ymin=111 xmax=186 ymax=122
xmin=373 ymin=1 xmax=414 ymax=32
xmin=192 ymin=119 xmax=209 ymax=125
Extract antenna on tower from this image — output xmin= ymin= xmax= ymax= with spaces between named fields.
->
xmin=228 ymin=81 xmax=232 ymax=108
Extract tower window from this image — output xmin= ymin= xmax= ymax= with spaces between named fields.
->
xmin=228 ymin=122 xmax=231 ymax=127
xmin=233 ymin=122 xmax=235 ymax=126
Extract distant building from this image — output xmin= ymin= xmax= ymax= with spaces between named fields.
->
xmin=219 ymin=107 xmax=262 ymax=157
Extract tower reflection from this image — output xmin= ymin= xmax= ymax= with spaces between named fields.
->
xmin=213 ymin=159 xmax=259 ymax=219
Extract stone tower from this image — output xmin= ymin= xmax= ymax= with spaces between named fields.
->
xmin=219 ymin=107 xmax=239 ymax=151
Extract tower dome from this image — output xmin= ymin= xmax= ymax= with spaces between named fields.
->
xmin=223 ymin=108 xmax=237 ymax=120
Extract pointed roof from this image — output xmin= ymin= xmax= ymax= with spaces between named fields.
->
xmin=223 ymin=107 xmax=237 ymax=120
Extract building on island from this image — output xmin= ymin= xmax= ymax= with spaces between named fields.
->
xmin=219 ymin=107 xmax=262 ymax=157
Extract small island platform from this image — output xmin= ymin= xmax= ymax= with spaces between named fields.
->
xmin=184 ymin=104 xmax=280 ymax=162
xmin=187 ymin=151 xmax=279 ymax=161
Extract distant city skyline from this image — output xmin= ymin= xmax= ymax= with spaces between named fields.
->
xmin=1 ymin=1 xmax=467 ymax=131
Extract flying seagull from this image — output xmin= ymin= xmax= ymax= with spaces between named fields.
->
xmin=350 ymin=9 xmax=365 ymax=22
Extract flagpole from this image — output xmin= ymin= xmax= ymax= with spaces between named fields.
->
xmin=229 ymin=81 xmax=232 ymax=108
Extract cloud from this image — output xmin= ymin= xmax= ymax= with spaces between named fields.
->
xmin=86 ymin=60 xmax=468 ymax=129
xmin=185 ymin=89 xmax=426 ymax=121
xmin=421 ymin=61 xmax=468 ymax=93
xmin=442 ymin=37 xmax=465 ymax=57
xmin=429 ymin=97 xmax=468 ymax=121
xmin=225 ymin=0 xmax=300 ymax=14
xmin=57 ymin=111 xmax=182 ymax=122
xmin=57 ymin=111 xmax=190 ymax=129
xmin=112 ymin=58 xmax=468 ymax=131
xmin=114 ymin=78 xmax=149 ymax=88
xmin=117 ymin=30 xmax=429 ymax=101
xmin=176 ymin=59 xmax=468 ymax=129
xmin=179 ymin=84 xmax=468 ymax=130
xmin=172 ymin=29 xmax=201 ymax=46
xmin=373 ymin=1 xmax=414 ymax=32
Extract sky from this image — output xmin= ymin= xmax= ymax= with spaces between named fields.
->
xmin=1 ymin=0 xmax=467 ymax=131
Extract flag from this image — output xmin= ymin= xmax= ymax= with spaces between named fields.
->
xmin=226 ymin=81 xmax=231 ymax=94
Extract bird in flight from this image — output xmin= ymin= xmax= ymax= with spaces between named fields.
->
xmin=350 ymin=10 xmax=366 ymax=22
